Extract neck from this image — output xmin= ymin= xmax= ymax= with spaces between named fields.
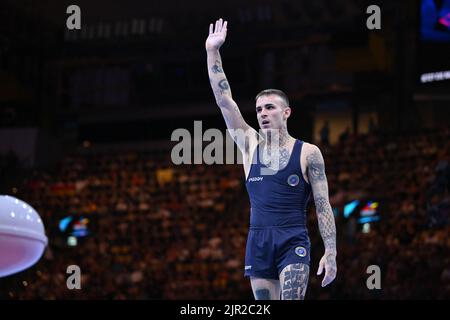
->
xmin=262 ymin=126 xmax=292 ymax=148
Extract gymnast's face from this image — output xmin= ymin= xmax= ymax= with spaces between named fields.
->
xmin=255 ymin=94 xmax=291 ymax=132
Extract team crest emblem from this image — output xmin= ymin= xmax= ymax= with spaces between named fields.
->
xmin=295 ymin=246 xmax=307 ymax=257
xmin=287 ymin=174 xmax=300 ymax=186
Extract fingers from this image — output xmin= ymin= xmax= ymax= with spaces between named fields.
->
xmin=322 ymin=266 xmax=330 ymax=287
xmin=211 ymin=18 xmax=227 ymax=34
xmin=317 ymin=261 xmax=324 ymax=276
xmin=321 ymin=266 xmax=336 ymax=287
xmin=215 ymin=19 xmax=220 ymax=33
xmin=322 ymin=275 xmax=332 ymax=287
xmin=322 ymin=271 xmax=336 ymax=287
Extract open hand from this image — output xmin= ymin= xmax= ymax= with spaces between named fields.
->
xmin=317 ymin=251 xmax=337 ymax=287
xmin=205 ymin=18 xmax=227 ymax=51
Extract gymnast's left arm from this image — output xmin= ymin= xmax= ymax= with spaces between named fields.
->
xmin=306 ymin=144 xmax=337 ymax=287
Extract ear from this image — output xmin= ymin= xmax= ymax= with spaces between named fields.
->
xmin=284 ymin=106 xmax=291 ymax=119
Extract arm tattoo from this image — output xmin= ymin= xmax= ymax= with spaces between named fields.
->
xmin=315 ymin=197 xmax=337 ymax=250
xmin=218 ymin=79 xmax=229 ymax=90
xmin=307 ymin=148 xmax=336 ymax=252
xmin=212 ymin=79 xmax=230 ymax=98
xmin=211 ymin=60 xmax=224 ymax=73
xmin=207 ymin=52 xmax=232 ymax=101
xmin=306 ymin=150 xmax=326 ymax=182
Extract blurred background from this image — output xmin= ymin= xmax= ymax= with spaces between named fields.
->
xmin=0 ymin=0 xmax=449 ymax=299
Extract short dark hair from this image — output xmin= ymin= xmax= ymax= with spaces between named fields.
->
xmin=255 ymin=89 xmax=290 ymax=108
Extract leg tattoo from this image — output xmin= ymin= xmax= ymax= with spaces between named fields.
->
xmin=250 ymin=277 xmax=280 ymax=300
xmin=255 ymin=288 xmax=271 ymax=300
xmin=280 ymin=263 xmax=309 ymax=300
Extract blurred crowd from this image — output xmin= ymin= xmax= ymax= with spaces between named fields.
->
xmin=0 ymin=127 xmax=449 ymax=299
xmin=313 ymin=127 xmax=450 ymax=299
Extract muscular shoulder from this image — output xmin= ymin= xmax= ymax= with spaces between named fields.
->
xmin=300 ymin=142 xmax=322 ymax=183
xmin=301 ymin=142 xmax=323 ymax=164
xmin=300 ymin=142 xmax=326 ymax=184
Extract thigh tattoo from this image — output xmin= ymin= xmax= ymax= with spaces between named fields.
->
xmin=281 ymin=263 xmax=310 ymax=300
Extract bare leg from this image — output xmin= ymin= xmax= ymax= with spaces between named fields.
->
xmin=250 ymin=277 xmax=281 ymax=300
xmin=279 ymin=263 xmax=309 ymax=300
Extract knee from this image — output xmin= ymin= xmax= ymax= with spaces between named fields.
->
xmin=254 ymin=288 xmax=271 ymax=300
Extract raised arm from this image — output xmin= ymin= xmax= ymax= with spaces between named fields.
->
xmin=205 ymin=19 xmax=256 ymax=152
xmin=305 ymin=144 xmax=337 ymax=287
